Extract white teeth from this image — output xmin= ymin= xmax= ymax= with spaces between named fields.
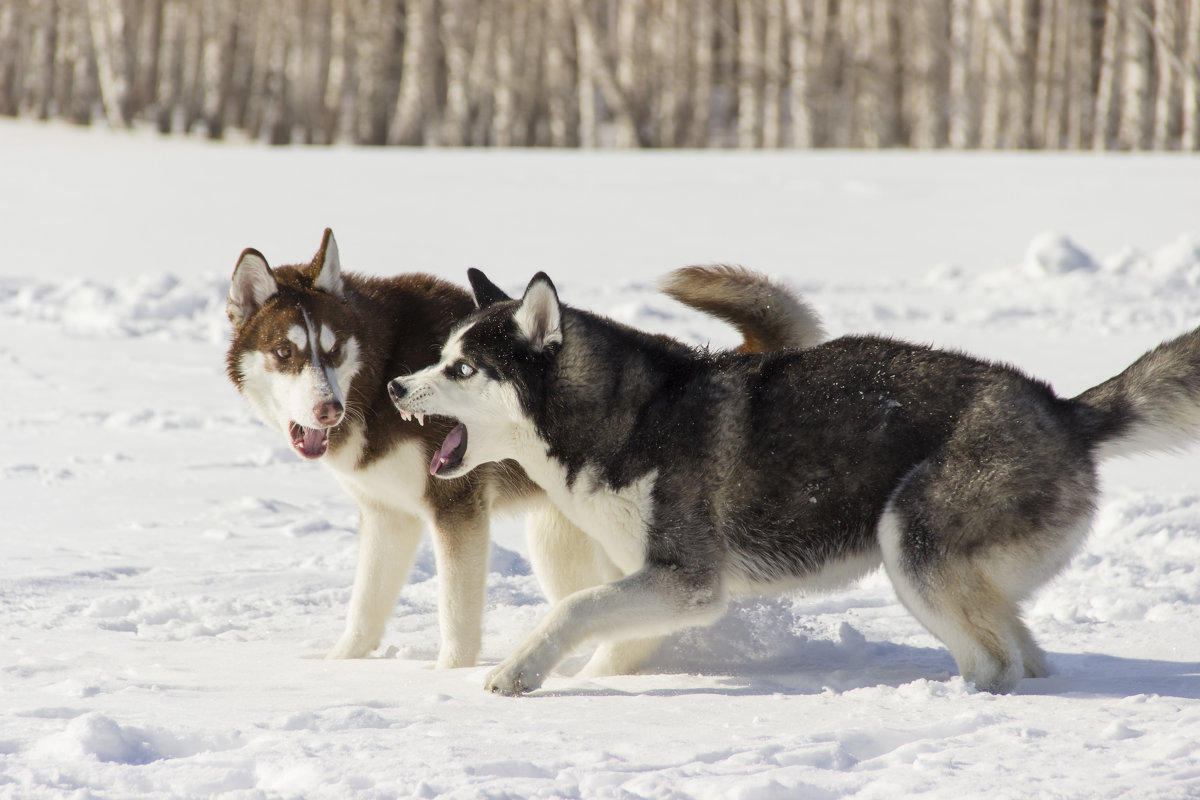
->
xmin=416 ymin=413 xmax=425 ymax=426
xmin=400 ymin=411 xmax=413 ymax=422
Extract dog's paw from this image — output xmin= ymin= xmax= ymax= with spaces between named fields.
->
xmin=326 ymin=633 xmax=377 ymax=660
xmin=435 ymin=648 xmax=479 ymax=670
xmin=484 ymin=660 xmax=545 ymax=696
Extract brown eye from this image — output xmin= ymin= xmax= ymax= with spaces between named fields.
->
xmin=275 ymin=345 xmax=292 ymax=360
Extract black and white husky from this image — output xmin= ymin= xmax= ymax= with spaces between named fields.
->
xmin=390 ymin=269 xmax=1200 ymax=695
xmin=225 ymin=231 xmax=822 ymax=671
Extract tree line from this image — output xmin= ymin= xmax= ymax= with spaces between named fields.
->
xmin=2 ymin=0 xmax=1199 ymax=150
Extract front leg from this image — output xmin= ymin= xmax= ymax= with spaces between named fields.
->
xmin=485 ymin=564 xmax=728 ymax=696
xmin=525 ymin=504 xmax=665 ymax=677
xmin=430 ymin=507 xmax=492 ymax=669
xmin=327 ymin=505 xmax=423 ymax=659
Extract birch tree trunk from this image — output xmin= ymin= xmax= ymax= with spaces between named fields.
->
xmin=737 ymin=0 xmax=762 ymax=148
xmin=569 ymin=0 xmax=638 ymax=147
xmin=909 ymin=0 xmax=944 ymax=149
xmin=1152 ymin=0 xmax=1180 ymax=149
xmin=1185 ymin=0 xmax=1200 ymax=150
xmin=390 ymin=0 xmax=429 ymax=145
xmin=1119 ymin=0 xmax=1154 ymax=150
xmin=761 ymin=0 xmax=783 ymax=148
xmin=1064 ymin=0 xmax=1093 ymax=149
xmin=545 ymin=0 xmax=573 ymax=147
xmin=86 ymin=0 xmax=127 ymax=126
xmin=947 ymin=0 xmax=972 ymax=147
xmin=687 ymin=0 xmax=713 ymax=147
xmin=1093 ymin=0 xmax=1122 ymax=149
xmin=0 ymin=0 xmax=22 ymax=115
xmin=651 ymin=0 xmax=680 ymax=147
xmin=784 ymin=0 xmax=811 ymax=148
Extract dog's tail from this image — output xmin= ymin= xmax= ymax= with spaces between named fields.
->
xmin=660 ymin=265 xmax=825 ymax=353
xmin=1074 ymin=327 xmax=1200 ymax=460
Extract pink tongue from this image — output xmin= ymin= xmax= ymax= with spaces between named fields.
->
xmin=430 ymin=424 xmax=465 ymax=475
xmin=299 ymin=426 xmax=327 ymax=458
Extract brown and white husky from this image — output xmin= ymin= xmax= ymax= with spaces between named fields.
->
xmin=225 ymin=228 xmax=824 ymax=673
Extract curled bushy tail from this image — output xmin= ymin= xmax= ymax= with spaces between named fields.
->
xmin=660 ymin=264 xmax=825 ymax=353
xmin=1074 ymin=327 xmax=1200 ymax=459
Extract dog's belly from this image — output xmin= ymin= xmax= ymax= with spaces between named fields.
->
xmin=324 ymin=425 xmax=432 ymax=516
xmin=725 ymin=546 xmax=883 ymax=597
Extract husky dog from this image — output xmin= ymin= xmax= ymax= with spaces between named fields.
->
xmin=390 ymin=269 xmax=1200 ymax=695
xmin=225 ymin=231 xmax=823 ymax=671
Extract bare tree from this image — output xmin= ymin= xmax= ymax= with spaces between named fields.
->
xmin=85 ymin=0 xmax=127 ymax=127
xmin=784 ymin=0 xmax=811 ymax=148
xmin=1185 ymin=0 xmax=1200 ymax=150
xmin=1119 ymin=0 xmax=1155 ymax=149
xmin=2 ymin=0 xmax=1197 ymax=152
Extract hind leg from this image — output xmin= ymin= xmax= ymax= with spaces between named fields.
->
xmin=1014 ymin=617 xmax=1049 ymax=678
xmin=878 ymin=482 xmax=1087 ymax=692
xmin=880 ymin=508 xmax=1027 ymax=692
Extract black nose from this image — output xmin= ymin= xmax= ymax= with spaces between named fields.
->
xmin=387 ymin=379 xmax=407 ymax=402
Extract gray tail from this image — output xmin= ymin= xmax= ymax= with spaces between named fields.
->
xmin=1073 ymin=327 xmax=1200 ymax=460
xmin=659 ymin=264 xmax=825 ymax=353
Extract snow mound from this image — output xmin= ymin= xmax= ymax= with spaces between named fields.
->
xmin=29 ymin=713 xmax=239 ymax=765
xmin=1021 ymin=232 xmax=1099 ymax=276
xmin=0 ymin=272 xmax=229 ymax=342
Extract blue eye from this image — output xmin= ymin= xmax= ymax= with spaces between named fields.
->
xmin=446 ymin=360 xmax=476 ymax=379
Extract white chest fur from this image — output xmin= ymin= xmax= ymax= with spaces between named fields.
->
xmin=323 ymin=424 xmax=431 ymax=517
xmin=525 ymin=456 xmax=655 ymax=575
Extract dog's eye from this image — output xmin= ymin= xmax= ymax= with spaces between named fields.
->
xmin=326 ymin=341 xmax=341 ymax=358
xmin=450 ymin=360 xmax=476 ymax=379
xmin=275 ymin=345 xmax=292 ymax=360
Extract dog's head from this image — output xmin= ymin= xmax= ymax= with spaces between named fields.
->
xmin=226 ymin=228 xmax=361 ymax=460
xmin=388 ymin=269 xmax=562 ymax=479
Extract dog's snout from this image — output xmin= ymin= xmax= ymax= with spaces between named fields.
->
xmin=387 ymin=379 xmax=407 ymax=403
xmin=314 ymin=400 xmax=344 ymax=426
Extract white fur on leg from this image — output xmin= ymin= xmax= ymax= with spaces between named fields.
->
xmin=485 ymin=567 xmax=727 ymax=695
xmin=327 ymin=506 xmax=424 ymax=659
xmin=878 ymin=509 xmax=1025 ymax=693
xmin=525 ymin=504 xmax=667 ymax=677
xmin=525 ymin=504 xmax=621 ymax=603
xmin=577 ymin=637 xmax=665 ymax=678
xmin=430 ymin=514 xmax=491 ymax=669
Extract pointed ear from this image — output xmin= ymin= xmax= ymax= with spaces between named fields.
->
xmin=513 ymin=272 xmax=562 ymax=352
xmin=313 ymin=228 xmax=344 ymax=296
xmin=467 ymin=268 xmax=512 ymax=308
xmin=228 ymin=248 xmax=279 ymax=327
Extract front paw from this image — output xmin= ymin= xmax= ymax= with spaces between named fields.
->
xmin=326 ymin=632 xmax=378 ymax=660
xmin=436 ymin=647 xmax=479 ymax=670
xmin=484 ymin=659 xmax=545 ymax=696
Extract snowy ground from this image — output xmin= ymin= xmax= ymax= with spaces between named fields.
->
xmin=3 ymin=119 xmax=1200 ymax=799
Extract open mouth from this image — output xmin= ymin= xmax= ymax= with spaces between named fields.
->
xmin=430 ymin=423 xmax=467 ymax=476
xmin=289 ymin=422 xmax=330 ymax=459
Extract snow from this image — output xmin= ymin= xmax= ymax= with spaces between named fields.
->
xmin=4 ymin=117 xmax=1200 ymax=798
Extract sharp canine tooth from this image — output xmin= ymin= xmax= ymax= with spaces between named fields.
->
xmin=417 ymin=413 xmax=425 ymax=426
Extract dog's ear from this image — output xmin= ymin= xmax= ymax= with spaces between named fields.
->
xmin=514 ymin=272 xmax=562 ymax=353
xmin=228 ymin=248 xmax=279 ymax=327
xmin=313 ymin=228 xmax=344 ymax=297
xmin=468 ymin=268 xmax=512 ymax=308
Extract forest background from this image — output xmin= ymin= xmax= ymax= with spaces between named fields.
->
xmin=1 ymin=0 xmax=1199 ymax=151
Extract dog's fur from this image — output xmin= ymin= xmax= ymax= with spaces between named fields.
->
xmin=390 ymin=269 xmax=1200 ymax=695
xmin=225 ymin=230 xmax=823 ymax=671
